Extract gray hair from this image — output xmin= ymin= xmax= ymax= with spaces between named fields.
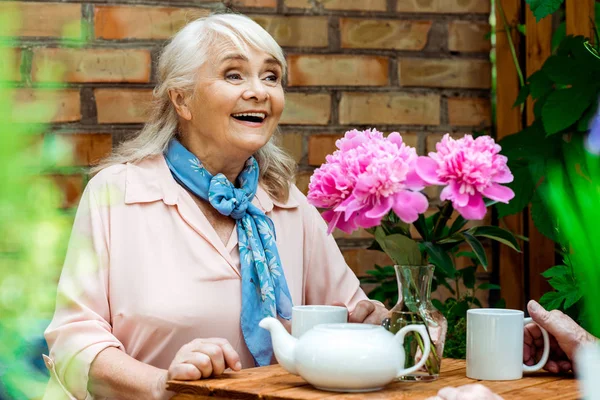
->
xmin=93 ymin=13 xmax=295 ymax=202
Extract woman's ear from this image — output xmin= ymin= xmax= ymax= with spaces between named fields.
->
xmin=168 ymin=89 xmax=192 ymax=121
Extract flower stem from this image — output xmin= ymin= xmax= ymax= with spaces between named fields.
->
xmin=432 ymin=201 xmax=454 ymax=240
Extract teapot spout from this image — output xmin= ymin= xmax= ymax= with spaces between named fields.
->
xmin=259 ymin=317 xmax=298 ymax=375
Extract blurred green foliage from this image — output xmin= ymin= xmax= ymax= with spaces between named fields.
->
xmin=0 ymin=9 xmax=75 ymax=400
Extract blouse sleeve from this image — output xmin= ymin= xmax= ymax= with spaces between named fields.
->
xmin=44 ymin=182 xmax=124 ymax=400
xmin=301 ymin=197 xmax=373 ymax=312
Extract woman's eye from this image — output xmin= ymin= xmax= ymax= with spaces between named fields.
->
xmin=265 ymin=74 xmax=279 ymax=82
xmin=226 ymin=73 xmax=242 ymax=81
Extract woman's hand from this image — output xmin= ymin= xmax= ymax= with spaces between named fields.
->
xmin=168 ymin=338 xmax=242 ymax=380
xmin=524 ymin=300 xmax=596 ymax=373
xmin=348 ymin=300 xmax=388 ymax=325
xmin=427 ymin=384 xmax=503 ymax=400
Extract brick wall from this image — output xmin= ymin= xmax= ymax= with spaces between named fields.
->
xmin=3 ymin=0 xmax=492 ymax=279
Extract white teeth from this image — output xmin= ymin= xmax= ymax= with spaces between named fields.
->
xmin=232 ymin=112 xmax=266 ymax=119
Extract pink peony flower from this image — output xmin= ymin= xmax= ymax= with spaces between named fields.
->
xmin=415 ymin=134 xmax=514 ymax=220
xmin=307 ymin=129 xmax=429 ymax=234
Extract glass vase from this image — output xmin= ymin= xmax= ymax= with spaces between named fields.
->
xmin=382 ymin=264 xmax=447 ymax=381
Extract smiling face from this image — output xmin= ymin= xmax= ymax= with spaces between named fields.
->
xmin=177 ymin=41 xmax=285 ymax=167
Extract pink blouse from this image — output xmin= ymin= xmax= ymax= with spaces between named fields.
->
xmin=43 ymin=155 xmax=371 ymax=399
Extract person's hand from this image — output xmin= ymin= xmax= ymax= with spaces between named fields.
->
xmin=426 ymin=384 xmax=503 ymax=400
xmin=168 ymin=338 xmax=242 ymax=380
xmin=524 ymin=300 xmax=596 ymax=373
xmin=347 ymin=300 xmax=388 ymax=324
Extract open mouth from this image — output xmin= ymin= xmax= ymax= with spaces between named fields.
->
xmin=231 ymin=112 xmax=266 ymax=123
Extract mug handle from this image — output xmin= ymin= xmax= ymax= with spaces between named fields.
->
xmin=394 ymin=324 xmax=432 ymax=378
xmin=522 ymin=317 xmax=551 ymax=372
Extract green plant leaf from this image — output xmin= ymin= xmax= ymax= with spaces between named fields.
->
xmin=449 ymin=215 xmax=468 ymax=235
xmin=463 ymin=232 xmax=488 ymax=270
xmin=542 ymin=86 xmax=596 ymax=135
xmin=413 ymin=213 xmax=430 ymax=241
xmin=478 ymin=283 xmax=501 ymax=290
xmin=542 ymin=54 xmax=585 ymax=85
xmin=528 ymin=70 xmax=554 ymax=99
xmin=577 ymin=102 xmax=598 ymax=132
xmin=551 ymin=22 xmax=566 ymax=53
xmin=564 ymin=290 xmax=583 ymax=309
xmin=526 ymin=0 xmax=564 ymax=21
xmin=530 ymin=190 xmax=559 ymax=241
xmin=461 ymin=266 xmax=476 ymax=289
xmin=374 ymin=227 xmax=422 ymax=266
xmin=423 ymin=242 xmax=455 ymax=278
xmin=540 ymin=291 xmax=564 ymax=310
xmin=468 ymin=226 xmax=522 ymax=252
xmin=541 ymin=264 xmax=570 ymax=279
xmin=513 ymin=84 xmax=530 ymax=107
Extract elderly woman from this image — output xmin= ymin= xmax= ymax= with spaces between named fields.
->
xmin=43 ymin=13 xmax=387 ymax=400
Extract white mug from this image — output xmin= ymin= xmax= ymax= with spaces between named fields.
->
xmin=467 ymin=308 xmax=550 ymax=380
xmin=292 ymin=305 xmax=348 ymax=338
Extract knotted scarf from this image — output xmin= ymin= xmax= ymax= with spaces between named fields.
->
xmin=164 ymin=139 xmax=293 ymax=366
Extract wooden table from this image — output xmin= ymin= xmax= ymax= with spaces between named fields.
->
xmin=167 ymin=359 xmax=580 ymax=400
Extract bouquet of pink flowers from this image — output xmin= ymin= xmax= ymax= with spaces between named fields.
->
xmin=307 ymin=129 xmax=520 ymax=274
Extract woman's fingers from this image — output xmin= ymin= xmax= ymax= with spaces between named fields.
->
xmin=169 ymin=362 xmax=202 ymax=381
xmin=194 ymin=343 xmax=225 ymax=376
xmin=349 ymin=300 xmax=375 ymax=323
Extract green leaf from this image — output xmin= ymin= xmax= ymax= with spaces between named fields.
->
xmin=542 ymin=86 xmax=596 ymax=135
xmin=542 ymin=54 xmax=585 ymax=85
xmin=413 ymin=213 xmax=430 ymax=241
xmin=494 ymin=298 xmax=507 ymax=308
xmin=530 ymin=190 xmax=559 ymax=241
xmin=461 ymin=266 xmax=476 ymax=289
xmin=551 ymin=22 xmax=566 ymax=53
xmin=462 ymin=232 xmax=488 ymax=270
xmin=468 ymin=226 xmax=521 ymax=252
xmin=478 ymin=283 xmax=501 ymax=290
xmin=495 ymin=167 xmax=534 ymax=217
xmin=423 ymin=242 xmax=455 ymax=278
xmin=526 ymin=0 xmax=564 ymax=21
xmin=564 ymin=290 xmax=583 ymax=309
xmin=374 ymin=227 xmax=422 ymax=266
xmin=528 ymin=70 xmax=554 ymax=99
xmin=541 ymin=264 xmax=570 ymax=279
xmin=577 ymin=102 xmax=598 ymax=132
xmin=449 ymin=214 xmax=468 ymax=235
xmin=540 ymin=291 xmax=564 ymax=310
xmin=513 ymin=84 xmax=530 ymax=107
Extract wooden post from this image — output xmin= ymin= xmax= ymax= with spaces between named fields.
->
xmin=495 ymin=0 xmax=525 ymax=310
xmin=566 ymin=0 xmax=595 ymax=38
xmin=525 ymin=7 xmax=554 ymax=302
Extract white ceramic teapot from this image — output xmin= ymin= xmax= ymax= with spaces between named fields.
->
xmin=259 ymin=317 xmax=431 ymax=392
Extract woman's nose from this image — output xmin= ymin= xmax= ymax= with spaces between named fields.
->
xmin=243 ymin=78 xmax=268 ymax=102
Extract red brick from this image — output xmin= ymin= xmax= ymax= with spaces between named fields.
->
xmin=285 ymin=0 xmax=386 ymax=11
xmin=397 ymin=0 xmax=490 ymax=13
xmin=95 ymin=89 xmax=153 ymax=124
xmin=448 ymin=97 xmax=492 ymax=127
xmin=280 ymin=93 xmax=331 ymax=125
xmin=340 ymin=19 xmax=432 ymax=50
xmin=10 ymin=89 xmax=81 ymax=123
xmin=448 ymin=21 xmax=491 ymax=52
xmin=51 ymin=174 xmax=85 ymax=209
xmin=278 ymin=132 xmax=304 ymax=163
xmin=308 ymin=131 xmax=419 ymax=166
xmin=342 ymin=249 xmax=393 ymax=277
xmin=32 ymin=48 xmax=151 ymax=83
xmin=95 ymin=5 xmax=209 ymax=40
xmin=1 ymin=48 xmax=21 ymax=81
xmin=288 ymin=55 xmax=389 ymax=86
xmin=294 ymin=170 xmax=312 ymax=195
xmin=398 ymin=59 xmax=491 ymax=89
xmin=339 ymin=92 xmax=440 ymax=125
xmin=251 ymin=16 xmax=328 ymax=48
xmin=231 ymin=0 xmax=277 ymax=7
xmin=50 ymin=134 xmax=113 ymax=167
xmin=0 ymin=2 xmax=81 ymax=39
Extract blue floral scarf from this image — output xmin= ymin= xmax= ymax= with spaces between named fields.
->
xmin=164 ymin=139 xmax=293 ymax=366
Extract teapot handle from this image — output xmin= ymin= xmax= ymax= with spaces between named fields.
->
xmin=394 ymin=324 xmax=432 ymax=379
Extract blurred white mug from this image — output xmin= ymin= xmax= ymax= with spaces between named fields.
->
xmin=292 ymin=305 xmax=347 ymax=338
xmin=467 ymin=308 xmax=550 ymax=380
